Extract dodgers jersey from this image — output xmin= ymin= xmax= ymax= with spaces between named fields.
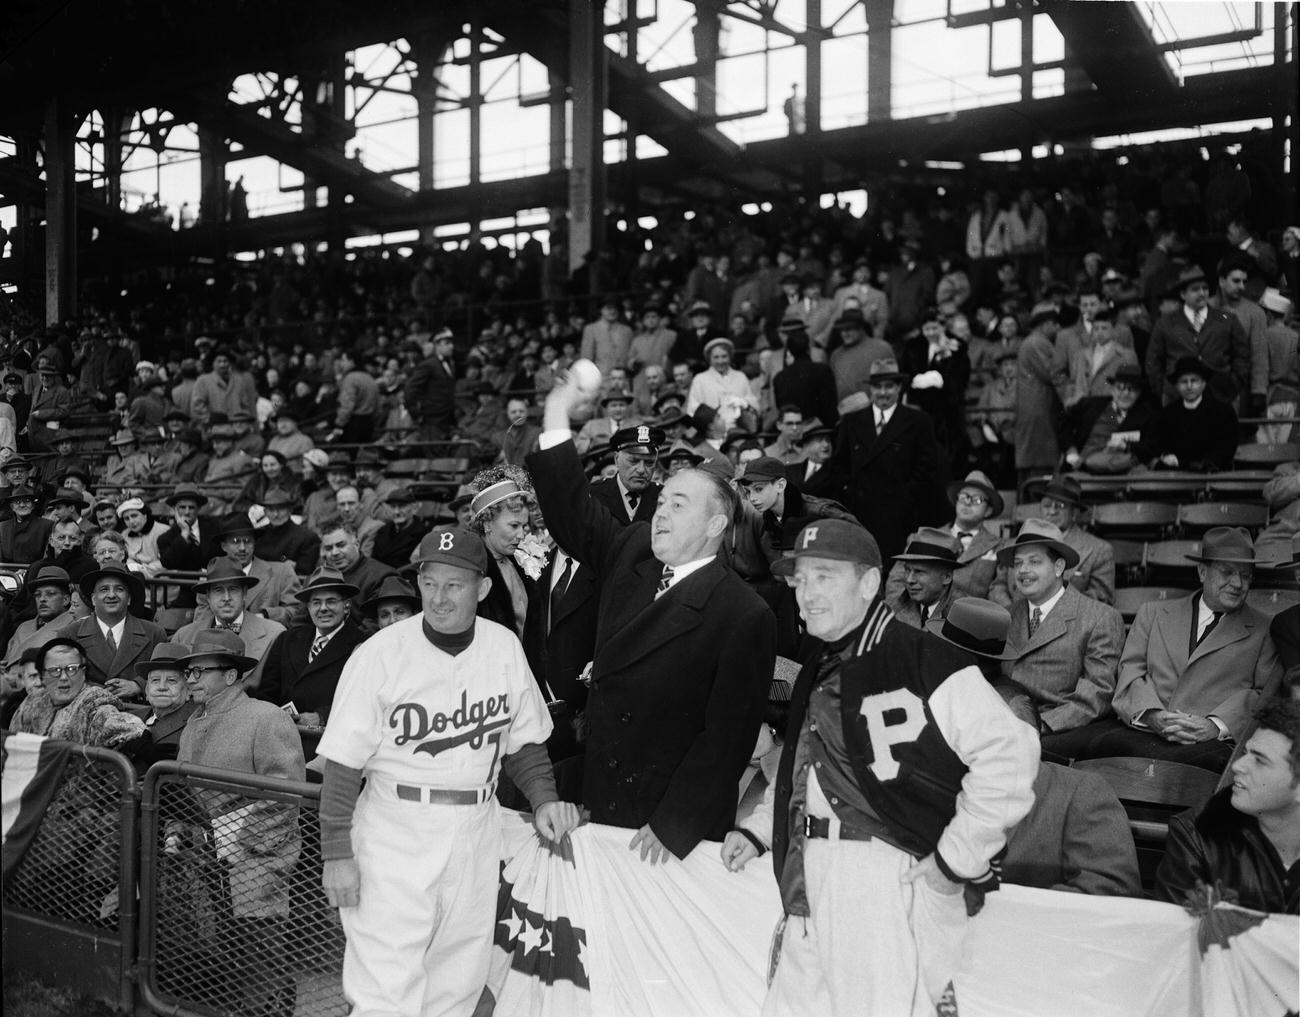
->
xmin=317 ymin=615 xmax=553 ymax=787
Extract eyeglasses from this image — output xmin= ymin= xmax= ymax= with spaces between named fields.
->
xmin=183 ymin=666 xmax=229 ymax=680
xmin=1209 ymin=564 xmax=1254 ymax=582
xmin=42 ymin=664 xmax=85 ymax=680
xmin=309 ymin=597 xmax=346 ymax=609
xmin=956 ymin=492 xmax=986 ymax=506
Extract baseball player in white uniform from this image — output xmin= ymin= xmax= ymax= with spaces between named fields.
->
xmin=317 ymin=526 xmax=580 ymax=1017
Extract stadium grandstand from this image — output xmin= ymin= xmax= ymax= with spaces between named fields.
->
xmin=1 ymin=2 xmax=1298 ymax=1016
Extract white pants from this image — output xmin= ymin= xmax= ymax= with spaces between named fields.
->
xmin=340 ymin=781 xmax=501 ymax=1017
xmin=762 ymin=837 xmax=968 ymax=1017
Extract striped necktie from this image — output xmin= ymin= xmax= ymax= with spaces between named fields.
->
xmin=655 ymin=566 xmax=674 ymax=598
xmin=308 ymin=633 xmax=328 ymax=662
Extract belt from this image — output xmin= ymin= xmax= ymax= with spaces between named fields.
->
xmin=395 ymin=784 xmax=494 ymax=805
xmin=803 ymin=814 xmax=875 ymax=842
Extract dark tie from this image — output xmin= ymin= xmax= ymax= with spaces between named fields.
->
xmin=549 ymin=557 xmax=573 ymax=628
xmin=656 ymin=566 xmax=674 ymax=598
xmin=627 ymin=493 xmax=639 ymax=516
xmin=1028 ymin=606 xmax=1042 ymax=638
xmin=919 ymin=604 xmax=929 ymax=627
xmin=1195 ymin=611 xmax=1222 ymax=649
xmin=106 ymin=628 xmax=118 ymax=654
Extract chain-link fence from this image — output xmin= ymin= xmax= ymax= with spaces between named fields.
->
xmin=2 ymin=742 xmax=139 ymax=1014
xmin=139 ymin=762 xmax=348 ymax=1017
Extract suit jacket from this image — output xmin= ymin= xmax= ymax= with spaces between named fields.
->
xmin=1068 ymin=342 xmax=1139 ymax=405
xmin=58 ymin=613 xmax=167 ymax=695
xmin=404 ymin=355 xmax=457 ymax=426
xmin=888 ymin=588 xmax=953 ymax=632
xmin=1114 ymin=594 xmax=1283 ymax=739
xmin=1146 ymin=307 xmax=1250 ymax=405
xmin=175 ymin=612 xmax=286 ymax=693
xmin=884 ymin=522 xmax=1001 ymax=603
xmin=1003 ymin=762 xmax=1140 ymax=896
xmin=0 ymin=515 xmax=52 ymax=565
xmin=828 ymin=403 xmax=943 ymax=561
xmin=771 ymin=358 xmax=839 ymax=427
xmin=255 ymin=620 xmax=367 ymax=720
xmin=157 ymin=518 xmax=223 ymax=572
xmin=254 ymin=521 xmax=321 ymax=575
xmin=1000 ymin=586 xmax=1125 ymax=733
xmin=193 ymin=557 xmax=304 ymax=627
xmin=1272 ymin=604 xmax=1300 ymax=671
xmin=522 ymin=554 xmax=599 ymax=711
xmin=526 ymin=440 xmax=776 ymax=858
xmin=4 ymin=610 xmax=76 ymax=668
xmin=589 ymin=476 xmax=659 ymax=526
xmin=990 ymin=525 xmax=1115 ymax=607
xmin=899 ymin=339 xmax=971 ymax=453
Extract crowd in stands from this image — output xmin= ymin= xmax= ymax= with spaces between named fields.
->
xmin=1 ymin=139 xmax=1298 ymax=925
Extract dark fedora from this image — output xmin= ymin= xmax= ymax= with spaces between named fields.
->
xmin=26 ymin=564 xmax=72 ymax=592
xmin=385 ymin=487 xmax=417 ymax=506
xmin=362 ymin=575 xmax=422 ymax=616
xmin=2 ymin=485 xmax=38 ymax=504
xmin=47 ymin=487 xmax=88 ymax=509
xmin=893 ymin=528 xmax=961 ymax=567
xmin=79 ymin=562 xmax=146 ymax=604
xmin=260 ymin=489 xmax=299 ymax=509
xmin=946 ymin=469 xmax=1005 ymax=517
xmin=134 ymin=641 xmax=193 ymax=679
xmin=1174 ymin=265 xmax=1208 ymax=291
xmin=661 ymin=439 xmax=704 ymax=466
xmin=191 ymin=557 xmax=261 ymax=595
xmin=175 ymin=630 xmax=258 ymax=675
xmin=294 ymin=567 xmax=360 ymax=603
xmin=1108 ymin=366 xmax=1145 ymax=387
xmin=832 ymin=309 xmax=868 ymax=332
xmin=1184 ymin=526 xmax=1269 ymax=566
xmin=932 ymin=598 xmax=1018 ymax=661
xmin=1026 ymin=475 xmax=1086 ymax=509
xmin=1264 ymin=532 xmax=1300 ymax=573
xmin=995 ymin=519 xmax=1081 ymax=569
xmin=1168 ymin=356 xmax=1215 ymax=384
xmin=601 ymin=388 xmax=634 ymax=407
xmin=165 ymin=483 xmax=209 ymax=508
xmin=797 ymin=425 xmax=835 ymax=446
xmin=866 ymin=357 xmax=908 ymax=385
xmin=652 ymin=391 xmax=686 ymax=415
xmin=216 ymin=514 xmax=257 ymax=540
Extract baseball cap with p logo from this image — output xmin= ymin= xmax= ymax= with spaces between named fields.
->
xmin=770 ymin=519 xmax=881 ymax=576
xmin=414 ymin=526 xmax=488 ymax=574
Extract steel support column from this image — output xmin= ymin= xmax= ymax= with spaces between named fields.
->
xmin=1278 ymin=4 xmax=1297 ymax=224
xmin=693 ymin=1 xmax=722 ymax=121
xmin=198 ymin=125 xmax=227 ymax=226
xmin=865 ymin=0 xmax=893 ymax=122
xmin=44 ymin=97 xmax=77 ymax=324
xmin=803 ymin=0 xmax=823 ymax=197
xmin=568 ymin=0 xmax=606 ymax=280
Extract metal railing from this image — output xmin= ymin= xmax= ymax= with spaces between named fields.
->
xmin=138 ymin=762 xmax=347 ymax=1017
xmin=2 ymin=741 xmax=140 ymax=1015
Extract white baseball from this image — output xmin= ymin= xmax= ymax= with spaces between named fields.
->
xmin=570 ymin=358 xmax=603 ymax=396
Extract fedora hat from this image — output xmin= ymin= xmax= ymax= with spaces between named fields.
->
xmin=2 ymin=484 xmax=38 ymax=503
xmin=661 ymin=439 xmax=704 ymax=466
xmin=797 ymin=424 xmax=835 ymax=446
xmin=600 ymin=388 xmax=634 ymax=406
xmin=995 ymin=519 xmax=1081 ymax=569
xmin=1026 ymin=475 xmax=1086 ymax=509
xmin=175 ymin=630 xmax=258 ymax=675
xmin=893 ymin=528 xmax=961 ymax=567
xmin=295 ymin=567 xmax=360 ymax=603
xmin=26 ymin=564 xmax=71 ymax=592
xmin=946 ymin=470 xmax=1004 ymax=517
xmin=79 ymin=562 xmax=146 ymax=604
xmin=1175 ymin=265 xmax=1208 ymax=290
xmin=108 ymin=429 xmax=138 ymax=446
xmin=47 ymin=487 xmax=88 ymax=509
xmin=1184 ymin=526 xmax=1268 ymax=566
xmin=932 ymin=598 xmax=1018 ymax=661
xmin=1263 ymin=532 xmax=1300 ymax=573
xmin=1108 ymin=366 xmax=1145 ymax=387
xmin=260 ymin=488 xmax=299 ymax=509
xmin=216 ymin=514 xmax=256 ymax=540
xmin=165 ymin=483 xmax=209 ymax=508
xmin=866 ymin=357 xmax=908 ymax=385
xmin=134 ymin=641 xmax=194 ymax=679
xmin=362 ymin=575 xmax=422 ymax=616
xmin=832 ymin=309 xmax=868 ymax=331
xmin=1168 ymin=356 xmax=1215 ymax=384
xmin=652 ymin=391 xmax=685 ymax=415
xmin=191 ymin=557 xmax=261 ymax=595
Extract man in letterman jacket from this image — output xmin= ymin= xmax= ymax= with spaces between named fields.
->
xmin=722 ymin=519 xmax=1038 ymax=1017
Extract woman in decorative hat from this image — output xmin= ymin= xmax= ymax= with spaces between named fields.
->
xmin=466 ymin=464 xmax=543 ymax=639
xmin=117 ymin=496 xmax=169 ymax=578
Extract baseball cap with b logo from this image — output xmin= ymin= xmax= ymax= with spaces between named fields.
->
xmin=415 ymin=526 xmax=489 ymax=574
xmin=770 ymin=518 xmax=881 ymax=576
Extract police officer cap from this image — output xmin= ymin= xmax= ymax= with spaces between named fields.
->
xmin=415 ymin=526 xmax=488 ymax=574
xmin=770 ymin=519 xmax=880 ymax=576
xmin=610 ymin=424 xmax=665 ymax=456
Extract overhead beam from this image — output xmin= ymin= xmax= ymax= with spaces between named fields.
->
xmin=1042 ymin=0 xmax=1176 ymax=99
xmin=162 ymin=89 xmax=414 ymax=207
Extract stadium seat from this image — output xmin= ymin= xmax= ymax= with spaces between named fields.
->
xmin=1245 ymin=588 xmax=1299 ymax=617
xmin=1175 ymin=502 xmax=1269 ymax=535
xmin=1012 ymin=502 xmax=1043 ymax=524
xmin=1142 ymin=540 xmax=1202 ymax=587
xmin=1124 ymin=473 xmax=1205 ymax=504
xmin=1109 ymin=540 xmax=1146 ymax=584
xmin=1233 ymin=443 xmax=1300 ymax=468
xmin=154 ymin=606 xmax=195 ymax=634
xmin=1074 ymin=474 xmax=1130 ymax=501
xmin=1112 ymin=586 xmax=1185 ymax=621
xmin=1090 ymin=502 xmax=1178 ymax=539
xmin=1204 ymin=470 xmax=1274 ymax=501
xmin=387 ymin=458 xmax=434 ymax=478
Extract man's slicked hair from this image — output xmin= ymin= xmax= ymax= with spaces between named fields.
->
xmin=1255 ymin=696 xmax=1300 ymax=785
